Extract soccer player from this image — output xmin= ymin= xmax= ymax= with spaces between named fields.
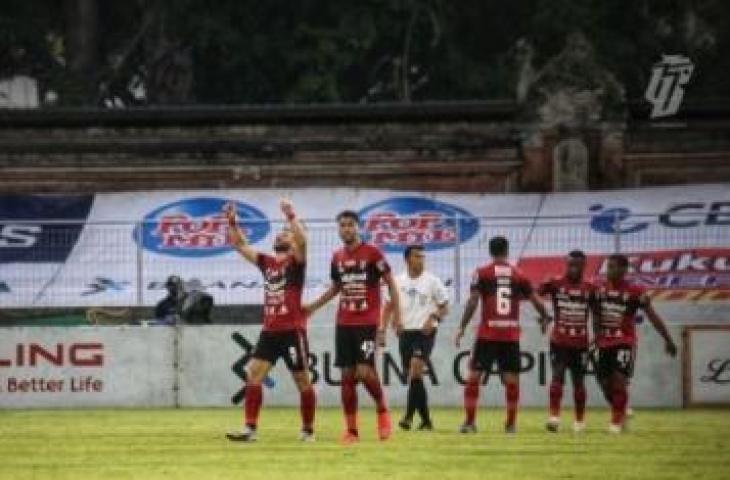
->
xmin=539 ymin=250 xmax=594 ymax=433
xmin=454 ymin=236 xmax=550 ymax=434
xmin=305 ymin=210 xmax=402 ymax=444
xmin=224 ymin=199 xmax=316 ymax=442
xmin=382 ymin=244 xmax=448 ymax=431
xmin=593 ymin=254 xmax=677 ymax=434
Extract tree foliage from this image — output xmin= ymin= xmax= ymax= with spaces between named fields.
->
xmin=1 ymin=0 xmax=728 ymax=106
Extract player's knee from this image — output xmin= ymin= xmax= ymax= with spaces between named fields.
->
xmin=340 ymin=367 xmax=356 ymax=383
xmin=355 ymin=363 xmax=375 ymax=381
xmin=611 ymin=373 xmax=628 ymax=389
xmin=246 ymin=360 xmax=270 ymax=384
xmin=502 ymin=373 xmax=519 ymax=386
xmin=246 ymin=371 xmax=264 ymax=385
xmin=571 ymin=372 xmax=586 ymax=388
xmin=293 ymin=372 xmax=311 ymax=391
xmin=551 ymin=371 xmax=566 ymax=384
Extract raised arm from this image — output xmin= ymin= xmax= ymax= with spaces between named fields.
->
xmin=642 ymin=300 xmax=678 ymax=356
xmin=280 ymin=198 xmax=306 ymax=263
xmin=224 ymin=202 xmax=259 ymax=264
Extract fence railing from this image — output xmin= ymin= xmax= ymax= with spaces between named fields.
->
xmin=0 ymin=213 xmax=727 ymax=308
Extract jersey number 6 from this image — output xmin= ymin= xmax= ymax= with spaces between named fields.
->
xmin=497 ymin=286 xmax=511 ymax=315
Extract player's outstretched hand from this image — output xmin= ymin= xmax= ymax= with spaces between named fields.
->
xmin=280 ymin=198 xmax=295 ymax=219
xmin=665 ymin=340 xmax=678 ymax=357
xmin=223 ymin=202 xmax=237 ymax=223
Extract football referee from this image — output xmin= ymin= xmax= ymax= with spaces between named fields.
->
xmin=383 ymin=245 xmax=448 ymax=431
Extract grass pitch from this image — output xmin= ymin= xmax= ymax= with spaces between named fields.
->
xmin=1 ymin=407 xmax=728 ymax=480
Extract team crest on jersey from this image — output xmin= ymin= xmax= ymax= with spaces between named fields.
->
xmin=358 ymin=197 xmax=478 ymax=253
xmin=136 ymin=197 xmax=270 ymax=257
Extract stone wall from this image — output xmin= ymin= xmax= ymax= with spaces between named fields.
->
xmin=0 ymin=101 xmax=728 ymax=194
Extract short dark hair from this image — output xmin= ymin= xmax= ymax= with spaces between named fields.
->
xmin=404 ymin=244 xmax=424 ymax=259
xmin=568 ymin=249 xmax=586 ymax=260
xmin=488 ymin=236 xmax=509 ymax=257
xmin=336 ymin=210 xmax=359 ymax=223
xmin=608 ymin=253 xmax=629 ymax=268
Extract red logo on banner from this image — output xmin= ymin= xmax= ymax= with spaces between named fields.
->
xmin=0 ymin=343 xmax=104 ymax=368
xmin=519 ymin=248 xmax=730 ymax=302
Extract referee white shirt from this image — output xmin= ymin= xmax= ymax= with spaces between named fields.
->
xmin=390 ymin=271 xmax=449 ymax=330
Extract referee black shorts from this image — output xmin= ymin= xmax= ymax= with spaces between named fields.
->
xmin=399 ymin=329 xmax=436 ymax=369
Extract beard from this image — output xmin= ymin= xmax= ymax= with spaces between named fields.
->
xmin=274 ymin=243 xmax=290 ymax=253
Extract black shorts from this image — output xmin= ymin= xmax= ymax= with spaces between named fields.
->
xmin=470 ymin=340 xmax=521 ymax=374
xmin=335 ymin=325 xmax=377 ymax=368
xmin=252 ymin=330 xmax=310 ymax=372
xmin=597 ymin=345 xmax=636 ymax=380
xmin=399 ymin=330 xmax=436 ymax=368
xmin=550 ymin=343 xmax=589 ymax=376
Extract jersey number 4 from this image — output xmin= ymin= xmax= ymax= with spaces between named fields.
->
xmin=361 ymin=340 xmax=376 ymax=360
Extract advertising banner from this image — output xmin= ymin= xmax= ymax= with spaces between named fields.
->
xmin=0 ymin=306 xmax=683 ymax=409
xmin=685 ymin=326 xmax=730 ymax=406
xmin=1 ymin=184 xmax=728 ymax=311
xmin=0 ymin=326 xmax=176 ymax=408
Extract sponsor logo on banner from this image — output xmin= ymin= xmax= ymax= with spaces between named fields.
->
xmin=589 ymin=204 xmax=650 ymax=234
xmin=82 ymin=277 xmax=131 ymax=296
xmin=0 ymin=342 xmax=104 ymax=394
xmin=146 ymin=276 xmax=331 ymax=292
xmin=589 ymin=201 xmax=730 ymax=235
xmin=230 ymin=332 xmax=275 ymax=403
xmin=701 ymin=359 xmax=730 ymax=384
xmin=0 ymin=342 xmax=104 ymax=368
xmin=519 ymin=248 xmax=730 ymax=302
xmin=687 ymin=328 xmax=730 ymax=406
xmin=136 ymin=197 xmax=270 ymax=257
xmin=0 ymin=194 xmax=93 ymax=263
xmin=358 ymin=197 xmax=478 ymax=252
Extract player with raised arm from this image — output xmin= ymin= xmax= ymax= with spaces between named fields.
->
xmin=224 ymin=199 xmax=316 ymax=443
xmin=382 ymin=244 xmax=449 ymax=431
xmin=454 ymin=236 xmax=550 ymax=434
xmin=593 ymin=254 xmax=677 ymax=434
xmin=305 ymin=210 xmax=402 ymax=444
xmin=539 ymin=250 xmax=594 ymax=433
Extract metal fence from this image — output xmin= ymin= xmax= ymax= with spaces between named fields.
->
xmin=1 ymin=212 xmax=727 ymax=309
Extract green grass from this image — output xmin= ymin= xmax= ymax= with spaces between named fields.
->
xmin=1 ymin=407 xmax=728 ymax=480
